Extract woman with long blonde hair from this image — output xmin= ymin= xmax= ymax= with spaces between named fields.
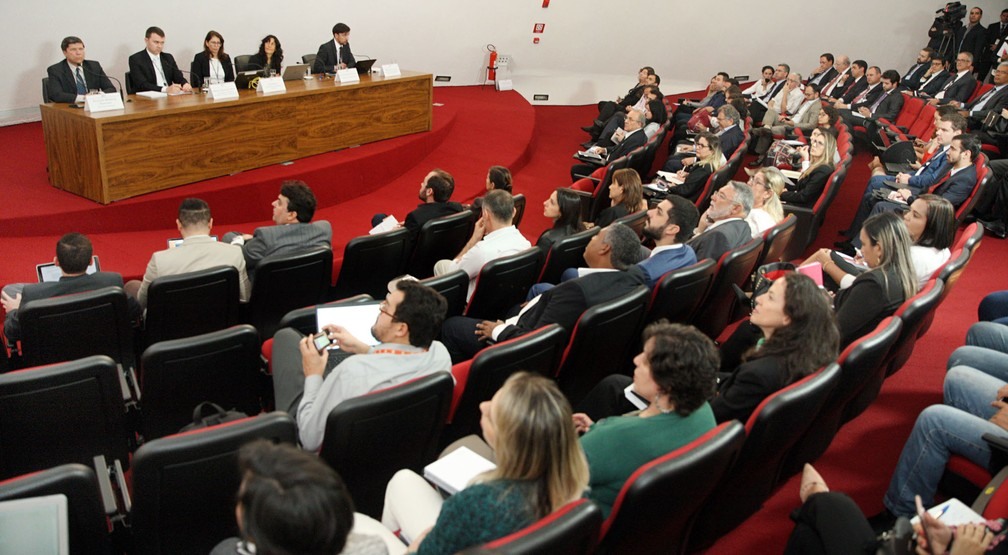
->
xmin=780 ymin=128 xmax=837 ymax=207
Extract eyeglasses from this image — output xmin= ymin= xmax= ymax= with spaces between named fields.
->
xmin=208 ymin=41 xmax=222 ymax=45
xmin=956 ymin=58 xmax=970 ymax=64
xmin=379 ymin=300 xmax=397 ymax=321
xmin=810 ymin=138 xmax=826 ymax=146
xmin=696 ymin=142 xmax=710 ymax=149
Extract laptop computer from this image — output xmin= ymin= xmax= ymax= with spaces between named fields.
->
xmin=167 ymin=236 xmax=218 ymax=249
xmin=0 ymin=494 xmax=70 ymax=555
xmin=356 ymin=59 xmax=377 ymax=74
xmin=282 ymin=64 xmax=309 ymax=81
xmin=36 ymin=256 xmax=100 ymax=282
xmin=884 ymin=162 xmax=916 ymax=175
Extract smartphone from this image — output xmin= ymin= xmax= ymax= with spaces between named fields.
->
xmin=312 ymin=331 xmax=333 ymax=353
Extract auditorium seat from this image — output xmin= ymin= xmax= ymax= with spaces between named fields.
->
xmin=883 ymin=279 xmax=944 ymax=377
xmin=643 ymin=259 xmax=717 ymax=327
xmin=41 ymin=77 xmax=51 ymax=103
xmin=464 ymin=247 xmax=542 ymax=320
xmin=537 ymin=226 xmax=599 ymax=284
xmin=512 ymin=193 xmax=527 ymax=227
xmin=332 ymin=229 xmax=408 ymax=300
xmin=142 ymin=265 xmax=241 ymax=348
xmin=953 ymin=153 xmax=991 ymax=227
xmin=139 ymin=325 xmax=263 ymax=441
xmin=555 ymin=286 xmax=650 ymax=407
xmin=841 ymin=317 xmax=905 ymax=424
xmin=692 ymin=238 xmax=763 ymax=339
xmin=318 ymin=372 xmax=453 ymax=518
xmin=461 ymin=499 xmax=603 ymax=555
xmin=0 ymin=355 xmax=131 ymax=480
xmin=419 ymin=270 xmax=470 ymax=320
xmin=233 ymin=54 xmax=254 ymax=72
xmin=407 ymin=210 xmax=475 ymax=278
xmin=129 ymin=412 xmax=298 ymax=555
xmin=599 ymin=421 xmax=745 ymax=555
xmin=246 ymin=247 xmax=333 ymax=341
xmin=443 ymin=324 xmax=567 ymax=446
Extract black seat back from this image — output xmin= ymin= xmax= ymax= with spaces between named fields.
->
xmin=462 ymin=499 xmax=603 ymax=555
xmin=693 ymin=238 xmax=763 ymax=339
xmin=465 ymin=247 xmax=542 ymax=320
xmin=247 ymin=248 xmax=333 ymax=340
xmin=537 ymin=226 xmax=600 ymax=284
xmin=332 ymin=228 xmax=409 ymax=300
xmin=419 ymin=270 xmax=470 ymax=320
xmin=408 ymin=211 xmax=475 ymax=278
xmin=645 ymin=259 xmax=718 ymax=326
xmin=144 ymin=265 xmax=241 ymax=347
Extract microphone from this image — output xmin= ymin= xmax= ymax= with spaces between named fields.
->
xmin=80 ymin=63 xmax=125 ymax=102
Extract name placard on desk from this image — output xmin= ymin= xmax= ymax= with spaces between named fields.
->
xmin=336 ymin=68 xmax=360 ymax=84
xmin=257 ymin=77 xmax=287 ymax=94
xmin=380 ymin=64 xmax=401 ymax=78
xmin=208 ymin=82 xmax=240 ymax=100
xmin=84 ymin=93 xmax=124 ymax=113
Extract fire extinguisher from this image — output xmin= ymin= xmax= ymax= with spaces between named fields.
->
xmin=487 ymin=44 xmax=498 ymax=81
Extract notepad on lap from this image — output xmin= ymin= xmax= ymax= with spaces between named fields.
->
xmin=909 ymin=498 xmax=983 ymax=527
xmin=424 ymin=447 xmax=497 ymax=495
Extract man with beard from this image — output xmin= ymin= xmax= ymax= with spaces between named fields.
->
xmin=688 ymin=181 xmax=754 ymax=261
xmin=636 ymin=195 xmax=700 ymax=288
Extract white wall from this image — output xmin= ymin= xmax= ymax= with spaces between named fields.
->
xmin=2 ymin=0 xmax=1003 ymax=125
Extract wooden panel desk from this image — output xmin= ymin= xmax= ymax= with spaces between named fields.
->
xmin=39 ymin=71 xmax=432 ymax=204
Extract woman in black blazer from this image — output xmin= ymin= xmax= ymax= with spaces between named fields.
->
xmin=779 ymin=128 xmax=837 ymax=207
xmin=190 ymin=30 xmax=235 ymax=89
xmin=248 ymin=35 xmax=284 ymax=75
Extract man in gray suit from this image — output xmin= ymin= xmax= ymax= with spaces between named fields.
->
xmin=227 ymin=181 xmax=332 ymax=279
xmin=688 ymin=181 xmax=753 ymax=262
xmin=127 ymin=198 xmax=251 ymax=309
xmin=2 ymin=233 xmax=141 ymax=343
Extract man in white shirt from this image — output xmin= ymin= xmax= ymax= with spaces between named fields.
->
xmin=764 ymin=73 xmax=805 ymax=121
xmin=433 ymin=190 xmax=531 ymax=301
xmin=127 ymin=26 xmax=191 ymax=94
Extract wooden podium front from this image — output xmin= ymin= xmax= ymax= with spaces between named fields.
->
xmin=40 ymin=71 xmax=432 ymax=204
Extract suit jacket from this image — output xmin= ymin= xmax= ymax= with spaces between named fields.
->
xmin=189 ymin=52 xmax=235 ymax=89
xmin=46 ymin=59 xmax=116 ymax=103
xmin=849 ymin=84 xmax=884 ymax=112
xmin=636 ymin=244 xmax=698 ymax=288
xmin=242 ymin=221 xmax=333 ymax=276
xmin=312 ymin=40 xmax=356 ymax=74
xmin=496 ymin=269 xmax=646 ymax=343
xmin=136 ymin=236 xmax=251 ymax=309
xmin=808 ymin=66 xmax=838 ymax=87
xmin=128 ymin=50 xmax=187 ymax=92
xmin=247 ymin=53 xmax=281 ymax=73
xmin=919 ymin=71 xmax=951 ymax=97
xmin=780 ymin=164 xmax=833 ymax=207
xmin=717 ymin=125 xmax=745 ymax=158
xmin=403 ymin=201 xmax=464 ymax=246
xmin=711 ymin=355 xmax=787 ymax=423
xmin=838 ymin=76 xmax=869 ymax=103
xmin=902 ymin=62 xmax=930 ymax=91
xmin=924 ymin=164 xmax=978 ymax=208
xmin=867 ymin=89 xmax=905 ymax=121
xmin=617 ymin=84 xmax=646 ymax=109
xmin=907 ymin=147 xmax=949 ymax=190
xmin=937 ymin=71 xmax=978 ymax=105
xmin=820 ymin=68 xmax=850 ymax=98
xmin=606 ymin=128 xmax=647 ymax=162
xmin=957 ymin=23 xmax=988 ymax=66
xmin=4 ymin=272 xmax=140 ymax=342
xmin=966 ymin=85 xmax=1008 ymax=125
xmin=687 ymin=219 xmax=751 ymax=262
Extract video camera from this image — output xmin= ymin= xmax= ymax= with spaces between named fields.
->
xmin=934 ymin=2 xmax=967 ymax=25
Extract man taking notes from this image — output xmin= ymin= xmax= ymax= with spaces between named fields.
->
xmin=128 ymin=26 xmax=191 ymax=94
xmin=46 ymin=36 xmax=115 ymax=103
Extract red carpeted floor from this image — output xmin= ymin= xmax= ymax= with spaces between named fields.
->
xmin=2 ymin=87 xmax=1006 ymax=552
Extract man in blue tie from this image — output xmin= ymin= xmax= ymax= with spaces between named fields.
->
xmin=45 ymin=36 xmax=116 ymax=104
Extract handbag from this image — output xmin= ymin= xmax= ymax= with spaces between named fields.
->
xmin=179 ymin=402 xmax=248 ymax=433
xmin=746 ymin=261 xmax=797 ymax=308
xmin=687 ymin=110 xmax=712 ymax=132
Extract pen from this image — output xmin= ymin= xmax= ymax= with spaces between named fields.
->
xmin=934 ymin=502 xmax=950 ymax=521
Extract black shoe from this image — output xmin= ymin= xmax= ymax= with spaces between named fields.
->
xmin=836 ymin=229 xmax=849 ymax=238
xmin=979 ymin=218 xmax=1007 ymax=239
xmin=580 ymin=141 xmax=595 ymax=149
xmin=580 ymin=125 xmax=596 ymax=134
xmin=833 ymin=241 xmax=856 ymax=257
xmin=748 ymin=156 xmax=765 ymax=167
xmin=867 ymin=508 xmax=898 ymax=535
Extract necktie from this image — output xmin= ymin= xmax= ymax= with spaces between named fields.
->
xmin=942 ymin=74 xmax=958 ymax=92
xmin=852 ymin=86 xmax=871 ymax=105
xmin=868 ymin=90 xmax=889 ymax=113
xmin=336 ymin=45 xmax=342 ymax=67
xmin=822 ymin=73 xmax=843 ymax=96
xmin=75 ymin=67 xmax=86 ymax=95
xmin=970 ymin=87 xmax=999 ymax=111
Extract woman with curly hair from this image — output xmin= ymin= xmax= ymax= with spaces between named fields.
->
xmin=249 ymin=35 xmax=283 ymax=74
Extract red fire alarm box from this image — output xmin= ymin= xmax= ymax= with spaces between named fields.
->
xmin=533 ymin=23 xmax=545 ymax=33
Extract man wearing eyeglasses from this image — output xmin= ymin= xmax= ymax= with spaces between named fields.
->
xmin=271 ymin=280 xmax=452 ymax=451
xmin=928 ymin=53 xmax=978 ymax=106
xmin=688 ymin=181 xmax=753 ymax=262
xmin=958 ymin=62 xmax=1008 ymax=130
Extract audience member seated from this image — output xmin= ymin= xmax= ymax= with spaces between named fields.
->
xmin=900 ymin=48 xmax=936 ymax=92
xmin=840 ymin=131 xmax=977 ymax=252
xmin=806 ymin=52 xmax=839 ymax=87
xmin=536 ymin=188 xmax=587 ymax=251
xmin=834 ymin=66 xmax=883 ymax=113
xmin=916 ymin=56 xmax=952 ymax=99
xmin=712 ymin=105 xmax=745 ymax=159
xmin=190 ymin=30 xmax=234 ymax=89
xmin=469 ymin=165 xmax=513 ymax=214
xmin=959 ymin=61 xmax=1008 ymax=131
xmin=372 ymin=169 xmax=461 ymax=246
xmin=2 ymin=233 xmax=142 ymax=345
xmin=818 ymin=54 xmax=852 ymax=98
xmin=809 ymin=194 xmax=954 ymax=292
xmin=434 ymin=190 xmax=531 ymax=302
xmin=592 ymin=91 xmax=666 ymax=149
xmin=761 ymin=105 xmax=841 ymax=170
xmin=582 ymin=66 xmax=656 ymax=137
xmin=224 ymin=180 xmax=332 ymax=280
xmin=570 ymin=110 xmax=648 ymax=183
xmin=125 ymin=198 xmax=251 ymax=309
xmin=591 ymin=168 xmax=648 ymax=228
xmin=725 ymin=85 xmax=749 ymax=122
xmin=660 ymin=132 xmax=723 ymax=202
xmin=248 ymin=34 xmax=283 ymax=75
xmin=689 ymin=181 xmax=754 ymax=261
xmin=381 ymin=372 xmax=588 ymax=554
xmin=748 ymin=64 xmax=791 ymax=123
xmin=670 ymin=72 xmax=730 ymax=141
xmin=833 ymin=212 xmax=918 ymax=347
xmin=46 ymin=35 xmax=116 ymax=103
xmin=926 ymin=52 xmax=977 ymax=107
xmin=751 ymin=83 xmax=823 ymax=165
xmin=440 ymin=223 xmax=645 ymax=363
xmin=976 ymin=158 xmax=1008 ymax=238
xmin=779 ymin=128 xmax=837 ymax=207
xmin=573 ymin=322 xmax=718 ymax=517
xmin=744 ymin=167 xmax=786 ymax=237
xmin=865 ymin=105 xmax=958 ymax=177
xmin=742 ymin=66 xmax=776 ymax=99
xmin=271 ymin=281 xmax=451 ymax=451
xmin=828 ymin=59 xmax=870 ymax=104
xmin=753 ymin=72 xmax=805 ymax=131
xmin=839 ymin=69 xmax=905 ymax=143
xmin=210 ymin=439 xmax=397 ymax=555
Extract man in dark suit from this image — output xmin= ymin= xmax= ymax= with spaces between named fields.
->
xmin=2 ymin=233 xmax=141 ymax=343
xmin=570 ymin=109 xmax=648 ymax=181
xmin=980 ymin=11 xmax=1008 ymax=79
xmin=45 ymin=36 xmax=116 ymax=103
xmin=807 ymin=53 xmax=839 ymax=87
xmin=928 ymin=52 xmax=978 ymax=106
xmin=956 ymin=7 xmax=988 ymax=77
xmin=225 ymin=181 xmax=332 ymax=280
xmin=835 ymin=66 xmax=884 ymax=111
xmin=830 ymin=60 xmax=869 ymax=103
xmin=843 ymin=70 xmax=906 ymax=144
xmin=401 ymin=169 xmax=463 ymax=246
xmin=312 ymin=22 xmax=356 ymax=74
xmin=917 ymin=57 xmax=952 ymax=97
xmin=902 ymin=48 xmax=936 ymax=91
xmin=439 ymin=222 xmax=646 ymax=363
xmin=961 ymin=61 xmax=1008 ymax=129
xmin=714 ymin=105 xmax=745 ymax=159
xmin=688 ymin=181 xmax=753 ymax=262
xmin=127 ymin=26 xmax=190 ymax=94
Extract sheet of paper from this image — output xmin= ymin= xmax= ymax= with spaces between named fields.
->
xmin=423 ymin=447 xmax=497 ymax=495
